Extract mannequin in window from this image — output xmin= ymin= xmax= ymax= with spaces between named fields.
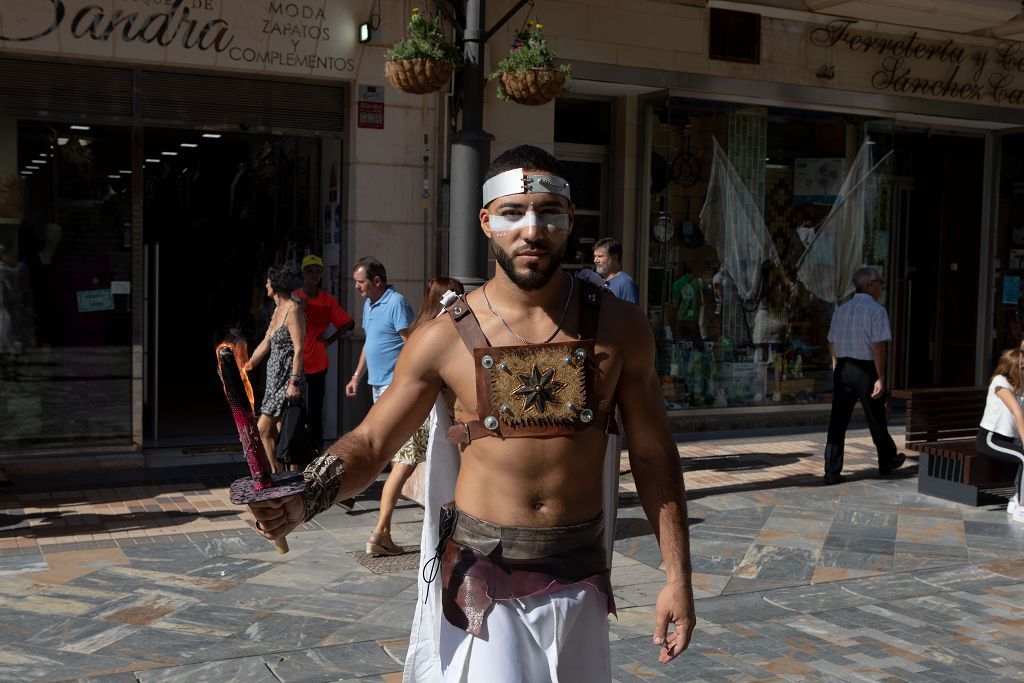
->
xmin=712 ymin=264 xmax=747 ymax=345
xmin=796 ymin=219 xmax=816 ymax=250
xmin=752 ymin=261 xmax=799 ymax=400
xmin=671 ymin=265 xmax=704 ymax=343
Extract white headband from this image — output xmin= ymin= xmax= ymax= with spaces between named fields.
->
xmin=482 ymin=168 xmax=572 ymax=206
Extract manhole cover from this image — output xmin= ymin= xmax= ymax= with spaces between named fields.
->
xmin=350 ymin=550 xmax=421 ymax=574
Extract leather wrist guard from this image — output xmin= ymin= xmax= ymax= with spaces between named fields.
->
xmin=302 ymin=454 xmax=345 ymax=522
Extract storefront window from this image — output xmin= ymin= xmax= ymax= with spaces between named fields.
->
xmin=641 ymin=99 xmax=892 ymax=409
xmin=143 ymin=130 xmax=322 ymax=442
xmin=994 ymin=132 xmax=1024 ymax=361
xmin=0 ymin=121 xmax=133 ymax=450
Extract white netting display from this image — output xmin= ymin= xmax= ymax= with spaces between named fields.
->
xmin=699 ymin=137 xmax=780 ymax=302
xmin=796 ymin=141 xmax=892 ymax=303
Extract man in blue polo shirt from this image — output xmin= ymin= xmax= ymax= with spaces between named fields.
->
xmin=345 ymin=256 xmax=415 ymax=402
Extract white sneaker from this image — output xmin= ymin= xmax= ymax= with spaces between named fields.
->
xmin=1013 ymin=507 xmax=1024 ymax=524
xmin=1009 ymin=496 xmax=1020 ymax=516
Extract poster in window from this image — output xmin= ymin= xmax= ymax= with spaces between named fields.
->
xmin=1010 ymin=249 xmax=1024 ymax=271
xmin=1003 ymin=275 xmax=1020 ymax=305
xmin=793 ymin=158 xmax=844 ymax=204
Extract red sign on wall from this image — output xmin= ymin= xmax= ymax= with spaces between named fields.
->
xmin=357 ymin=84 xmax=384 ymax=129
xmin=358 ymin=101 xmax=384 ymax=128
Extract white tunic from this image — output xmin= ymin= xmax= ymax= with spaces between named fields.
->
xmin=402 ymin=398 xmax=621 ymax=683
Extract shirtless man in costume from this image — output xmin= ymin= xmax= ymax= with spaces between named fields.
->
xmin=248 ymin=145 xmax=695 ymax=681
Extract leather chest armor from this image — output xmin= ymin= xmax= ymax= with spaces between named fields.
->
xmin=444 ymin=275 xmax=615 ymax=445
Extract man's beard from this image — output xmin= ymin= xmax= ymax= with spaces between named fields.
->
xmin=594 ymin=262 xmax=609 ymax=277
xmin=492 ymin=240 xmax=566 ymax=291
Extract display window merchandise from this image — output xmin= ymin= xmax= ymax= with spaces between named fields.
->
xmin=641 ymin=100 xmax=896 ymax=410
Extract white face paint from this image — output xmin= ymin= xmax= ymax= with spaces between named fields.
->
xmin=487 ymin=211 xmax=571 ymax=233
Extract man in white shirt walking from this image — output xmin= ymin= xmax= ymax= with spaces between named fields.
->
xmin=823 ymin=266 xmax=905 ymax=485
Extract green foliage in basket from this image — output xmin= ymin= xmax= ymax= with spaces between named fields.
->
xmin=385 ymin=7 xmax=460 ymax=63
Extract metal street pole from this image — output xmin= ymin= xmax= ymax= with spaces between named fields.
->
xmin=448 ymin=0 xmax=492 ymax=290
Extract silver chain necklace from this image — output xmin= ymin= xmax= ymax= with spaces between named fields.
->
xmin=482 ymin=273 xmax=574 ymax=345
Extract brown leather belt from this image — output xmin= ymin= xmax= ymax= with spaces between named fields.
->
xmin=446 ymin=410 xmax=618 ymax=445
xmin=439 ymin=506 xmax=614 ymax=636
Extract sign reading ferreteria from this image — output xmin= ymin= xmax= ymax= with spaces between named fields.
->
xmin=811 ymin=19 xmax=1024 ymax=106
xmin=0 ymin=0 xmax=360 ymax=77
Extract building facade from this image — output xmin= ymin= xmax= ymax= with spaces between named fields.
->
xmin=3 ymin=0 xmax=1024 ymax=468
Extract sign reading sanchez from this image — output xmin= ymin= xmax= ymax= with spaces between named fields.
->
xmin=0 ymin=0 xmax=358 ymax=77
xmin=811 ymin=19 xmax=1024 ymax=107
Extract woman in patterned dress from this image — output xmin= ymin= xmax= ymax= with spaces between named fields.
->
xmin=245 ymin=265 xmax=305 ymax=473
xmin=366 ymin=276 xmax=463 ymax=556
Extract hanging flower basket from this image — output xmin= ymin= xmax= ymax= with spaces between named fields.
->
xmin=499 ymin=67 xmax=566 ymax=106
xmin=384 ymin=8 xmax=459 ymax=95
xmin=489 ymin=20 xmax=571 ymax=105
xmin=385 ymin=58 xmax=454 ymax=94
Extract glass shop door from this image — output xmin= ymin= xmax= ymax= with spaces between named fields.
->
xmin=143 ymin=129 xmax=321 ymax=445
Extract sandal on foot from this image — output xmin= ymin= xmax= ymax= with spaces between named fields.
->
xmin=367 ymin=532 xmax=403 ymax=556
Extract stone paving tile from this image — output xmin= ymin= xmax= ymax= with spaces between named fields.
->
xmin=202 ymin=581 xmax=309 ymax=611
xmin=134 ymin=656 xmax=282 ymax=683
xmin=81 ymin=592 xmax=197 ymax=626
xmin=279 ymin=591 xmax=389 ymax=623
xmin=317 ymin=622 xmax=410 ymax=647
xmin=721 ymin=574 xmax=813 ymax=595
xmin=734 ymin=544 xmax=820 ymax=582
xmin=0 ymin=552 xmax=47 ymax=575
xmin=26 ymin=615 xmax=144 ymax=654
xmin=67 ymin=565 xmax=239 ymax=599
xmin=151 ymin=603 xmax=269 ymax=638
xmin=231 ymin=612 xmax=347 ymax=651
xmin=822 ymin=532 xmax=897 ymax=556
xmin=0 ymin=642 xmax=157 ymax=682
xmin=817 ymin=549 xmax=894 ymax=576
xmin=613 ymin=528 xmax=666 ymax=568
xmin=94 ymin=627 xmax=214 ymax=668
xmin=264 ymin=642 xmax=403 ymax=681
xmin=614 ymin=580 xmax=667 ymax=608
xmin=183 ymin=556 xmax=275 ymax=581
xmin=322 ymin=572 xmax=416 ymax=599
xmin=689 ymin=551 xmax=744 ymax=576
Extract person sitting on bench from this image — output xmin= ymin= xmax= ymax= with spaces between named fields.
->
xmin=976 ymin=346 xmax=1024 ymax=524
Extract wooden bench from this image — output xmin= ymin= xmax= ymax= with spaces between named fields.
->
xmin=891 ymin=387 xmax=1017 ymax=506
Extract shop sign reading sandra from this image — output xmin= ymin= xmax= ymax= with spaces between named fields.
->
xmin=0 ymin=0 xmax=356 ymax=75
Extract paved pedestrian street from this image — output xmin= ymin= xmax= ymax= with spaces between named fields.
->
xmin=1 ymin=426 xmax=1022 ymax=682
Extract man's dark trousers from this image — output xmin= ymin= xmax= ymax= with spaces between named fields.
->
xmin=305 ymin=370 xmax=327 ymax=449
xmin=825 ymin=358 xmax=899 ymax=475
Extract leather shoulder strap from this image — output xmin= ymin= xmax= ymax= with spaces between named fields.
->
xmin=576 ymin=273 xmax=605 ymax=340
xmin=443 ymin=293 xmax=490 ymax=352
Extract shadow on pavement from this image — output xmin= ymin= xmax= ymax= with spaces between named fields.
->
xmin=0 ymin=509 xmax=241 ymax=538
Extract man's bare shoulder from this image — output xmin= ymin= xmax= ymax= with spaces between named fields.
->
xmin=407 ymin=311 xmax=459 ymax=353
xmin=407 ymin=311 xmax=456 ymax=342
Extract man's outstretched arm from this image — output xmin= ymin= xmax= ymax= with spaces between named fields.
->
xmin=249 ymin=320 xmax=447 ymax=539
xmin=616 ymin=306 xmax=695 ymax=663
